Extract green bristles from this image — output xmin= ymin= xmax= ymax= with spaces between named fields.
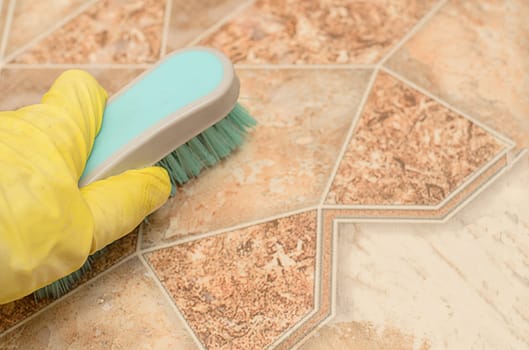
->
xmin=33 ymin=103 xmax=255 ymax=301
xmin=34 ymin=248 xmax=106 ymax=301
xmin=156 ymin=102 xmax=256 ymax=189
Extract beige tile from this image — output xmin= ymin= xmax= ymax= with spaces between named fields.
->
xmin=200 ymin=0 xmax=438 ymax=64
xmin=5 ymin=0 xmax=86 ymax=58
xmin=0 ymin=68 xmax=145 ymax=111
xmin=141 ymin=69 xmax=372 ymax=247
xmin=326 ymin=71 xmax=506 ymax=206
xmin=0 ymin=0 xmax=9 ymax=58
xmin=386 ymin=0 xmax=529 ymax=150
xmin=146 ymin=211 xmax=317 ymax=349
xmin=308 ymin=154 xmax=529 ymax=349
xmin=165 ymin=0 xmax=246 ymax=53
xmin=12 ymin=0 xmax=165 ymax=64
xmin=0 ymin=231 xmax=137 ymax=334
xmin=0 ymin=258 xmax=198 ymax=349
xmin=300 ymin=321 xmax=430 ymax=350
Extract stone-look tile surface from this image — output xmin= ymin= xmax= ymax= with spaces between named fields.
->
xmin=323 ymin=154 xmax=507 ymax=221
xmin=141 ymin=69 xmax=371 ymax=247
xmin=326 ymin=72 xmax=505 ymax=206
xmin=12 ymin=0 xmax=165 ymax=64
xmin=5 ymin=0 xmax=86 ymax=58
xmin=306 ymin=155 xmax=529 ymax=349
xmin=0 ymin=68 xmax=145 ymax=110
xmin=0 ymin=259 xmax=198 ymax=350
xmin=146 ymin=211 xmax=317 ymax=350
xmin=0 ymin=0 xmax=9 ymax=58
xmin=300 ymin=321 xmax=430 ymax=350
xmin=166 ymin=0 xmax=246 ymax=53
xmin=200 ymin=0 xmax=437 ymax=64
xmin=386 ymin=0 xmax=529 ymax=150
xmin=0 ymin=230 xmax=137 ymax=334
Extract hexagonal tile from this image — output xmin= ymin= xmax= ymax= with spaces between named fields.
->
xmin=199 ymin=0 xmax=438 ymax=64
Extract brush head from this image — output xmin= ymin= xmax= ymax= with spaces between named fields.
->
xmin=33 ymin=103 xmax=256 ymax=300
xmin=157 ymin=103 xmax=256 ymax=190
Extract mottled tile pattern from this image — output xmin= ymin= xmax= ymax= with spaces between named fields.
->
xmin=141 ymin=69 xmax=371 ymax=247
xmin=146 ymin=211 xmax=317 ymax=349
xmin=323 ymin=155 xmax=507 ymax=220
xmin=0 ymin=68 xmax=145 ymax=111
xmin=166 ymin=0 xmax=245 ymax=53
xmin=200 ymin=0 xmax=437 ymax=64
xmin=386 ymin=0 xmax=529 ymax=150
xmin=12 ymin=0 xmax=165 ymax=64
xmin=306 ymin=155 xmax=529 ymax=349
xmin=274 ymin=210 xmax=333 ymax=350
xmin=5 ymin=0 xmax=86 ymax=58
xmin=0 ymin=230 xmax=137 ymax=334
xmin=326 ymin=72 xmax=506 ymax=206
xmin=0 ymin=259 xmax=198 ymax=349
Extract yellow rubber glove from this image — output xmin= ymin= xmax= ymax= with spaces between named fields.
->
xmin=0 ymin=70 xmax=171 ymax=304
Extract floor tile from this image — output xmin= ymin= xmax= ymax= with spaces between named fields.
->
xmin=326 ymin=71 xmax=507 ymax=206
xmin=11 ymin=0 xmax=165 ymax=64
xmin=165 ymin=0 xmax=246 ymax=53
xmin=0 ymin=230 xmax=138 ymax=334
xmin=0 ymin=68 xmax=145 ymax=110
xmin=386 ymin=0 xmax=529 ymax=149
xmin=141 ymin=69 xmax=371 ymax=247
xmin=303 ymin=154 xmax=529 ymax=349
xmin=199 ymin=0 xmax=438 ymax=64
xmin=4 ymin=0 xmax=86 ymax=59
xmin=0 ymin=0 xmax=9 ymax=58
xmin=0 ymin=258 xmax=198 ymax=349
xmin=146 ymin=211 xmax=317 ymax=349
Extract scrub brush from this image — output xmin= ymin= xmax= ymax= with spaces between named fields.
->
xmin=34 ymin=47 xmax=256 ymax=300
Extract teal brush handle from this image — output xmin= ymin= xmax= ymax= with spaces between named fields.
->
xmin=79 ymin=47 xmax=239 ymax=186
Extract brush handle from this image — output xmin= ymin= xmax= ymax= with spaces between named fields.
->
xmin=79 ymin=47 xmax=239 ymax=186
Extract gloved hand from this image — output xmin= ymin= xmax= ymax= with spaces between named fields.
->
xmin=0 ymin=70 xmax=171 ymax=304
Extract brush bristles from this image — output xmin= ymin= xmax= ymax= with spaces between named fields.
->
xmin=157 ymin=102 xmax=256 ymax=189
xmin=34 ymin=249 xmax=106 ymax=300
xmin=34 ymin=103 xmax=256 ymax=300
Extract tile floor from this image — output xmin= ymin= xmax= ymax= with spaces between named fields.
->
xmin=0 ymin=0 xmax=527 ymax=349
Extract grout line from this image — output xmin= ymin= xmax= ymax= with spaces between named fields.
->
xmin=234 ymin=63 xmax=376 ymax=70
xmin=318 ymin=69 xmax=378 ymax=206
xmin=273 ymin=208 xmax=324 ymax=347
xmin=185 ymin=0 xmax=255 ymax=47
xmin=381 ymin=66 xmax=516 ymax=147
xmin=290 ymin=214 xmax=336 ymax=350
xmin=141 ymin=205 xmax=319 ymax=254
xmin=0 ymin=252 xmax=137 ymax=339
xmin=378 ymin=0 xmax=448 ymax=66
xmin=159 ymin=0 xmax=172 ymax=57
xmin=3 ymin=63 xmax=152 ymax=69
xmin=0 ymin=0 xmax=15 ymax=63
xmin=2 ymin=0 xmax=100 ymax=64
xmin=138 ymin=254 xmax=207 ymax=350
xmin=440 ymin=153 xmax=525 ymax=223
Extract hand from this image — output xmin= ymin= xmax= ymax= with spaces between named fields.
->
xmin=0 ymin=70 xmax=171 ymax=304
